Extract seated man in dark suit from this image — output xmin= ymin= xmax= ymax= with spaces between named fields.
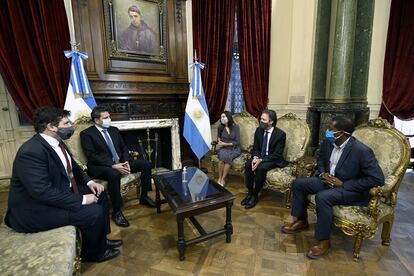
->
xmin=281 ymin=116 xmax=385 ymax=259
xmin=242 ymin=109 xmax=289 ymax=209
xmin=80 ymin=106 xmax=156 ymax=228
xmin=5 ymin=107 xmax=121 ymax=262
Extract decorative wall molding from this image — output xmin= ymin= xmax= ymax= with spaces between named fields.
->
xmin=176 ymin=0 xmax=183 ymax=24
xmin=90 ymin=81 xmax=188 ymax=93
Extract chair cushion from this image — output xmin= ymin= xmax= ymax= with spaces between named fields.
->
xmin=94 ymin=172 xmax=140 ymax=197
xmin=210 ymin=152 xmax=250 ymax=173
xmin=264 ymin=165 xmax=296 ymax=191
xmin=0 ymin=224 xmax=76 ymax=276
xmin=307 ymin=194 xmax=393 ymax=229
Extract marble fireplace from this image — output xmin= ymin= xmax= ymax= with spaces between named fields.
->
xmin=112 ymin=118 xmax=182 ymax=171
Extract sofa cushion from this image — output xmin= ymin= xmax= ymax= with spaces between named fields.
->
xmin=0 ymin=224 xmax=77 ymax=276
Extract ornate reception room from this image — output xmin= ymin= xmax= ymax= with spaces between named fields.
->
xmin=0 ymin=0 xmax=414 ymax=275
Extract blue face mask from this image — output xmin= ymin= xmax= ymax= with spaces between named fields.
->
xmin=102 ymin=118 xmax=111 ymax=129
xmin=325 ymin=130 xmax=337 ymax=143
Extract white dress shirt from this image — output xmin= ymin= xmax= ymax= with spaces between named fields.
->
xmin=95 ymin=125 xmax=114 ymax=143
xmin=40 ymin=133 xmax=91 ymax=204
xmin=329 ymin=137 xmax=351 ymax=176
xmin=264 ymin=127 xmax=274 ymax=156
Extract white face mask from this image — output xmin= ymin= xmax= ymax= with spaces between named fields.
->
xmin=221 ymin=117 xmax=229 ymax=125
xmin=101 ymin=118 xmax=111 ymax=128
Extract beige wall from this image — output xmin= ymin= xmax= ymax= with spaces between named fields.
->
xmin=367 ymin=0 xmax=392 ymax=118
xmin=268 ymin=0 xmax=317 ymax=119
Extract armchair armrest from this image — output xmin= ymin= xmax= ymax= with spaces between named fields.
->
xmin=367 ymin=186 xmax=383 ymax=219
xmin=211 ymin=140 xmax=218 ymax=153
xmin=129 ymin=150 xmax=140 ymax=160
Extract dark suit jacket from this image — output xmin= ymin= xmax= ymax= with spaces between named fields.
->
xmin=317 ymin=137 xmax=385 ymax=204
xmin=80 ymin=126 xmax=129 ymax=167
xmin=251 ymin=126 xmax=289 ymax=168
xmin=6 ymin=134 xmax=90 ymax=233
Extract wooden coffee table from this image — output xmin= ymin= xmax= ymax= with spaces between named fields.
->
xmin=153 ymin=167 xmax=236 ymax=260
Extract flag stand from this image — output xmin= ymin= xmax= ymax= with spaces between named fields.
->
xmin=197 ymin=158 xmax=209 ymax=175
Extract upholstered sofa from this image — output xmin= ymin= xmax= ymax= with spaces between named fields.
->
xmin=307 ymin=118 xmax=411 ymax=261
xmin=65 ymin=116 xmax=141 ymax=199
xmin=210 ymin=112 xmax=259 ymax=176
xmin=0 ymin=222 xmax=81 ymax=275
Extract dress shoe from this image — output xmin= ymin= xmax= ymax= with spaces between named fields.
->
xmin=98 ymin=248 xmax=120 ymax=262
xmin=306 ymin=240 xmax=331 ymax=259
xmin=107 ymin=239 xmax=123 ymax=248
xmin=111 ymin=211 xmax=130 ymax=227
xmin=241 ymin=194 xmax=252 ymax=206
xmin=244 ymin=195 xmax=258 ymax=209
xmin=281 ymin=220 xmax=309 ymax=234
xmin=140 ymin=195 xmax=157 ymax=208
xmin=83 ymin=248 xmax=120 ymax=263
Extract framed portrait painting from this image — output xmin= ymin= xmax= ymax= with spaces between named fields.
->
xmin=103 ymin=0 xmax=166 ymax=63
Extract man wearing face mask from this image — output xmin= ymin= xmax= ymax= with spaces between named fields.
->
xmin=80 ymin=106 xmax=156 ymax=228
xmin=281 ymin=116 xmax=384 ymax=259
xmin=242 ymin=109 xmax=289 ymax=209
xmin=5 ymin=107 xmax=121 ymax=262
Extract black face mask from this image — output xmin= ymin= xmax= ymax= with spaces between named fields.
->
xmin=57 ymin=127 xmax=75 ymax=140
xmin=259 ymin=122 xmax=268 ymax=129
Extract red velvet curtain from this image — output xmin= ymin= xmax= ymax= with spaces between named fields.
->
xmin=0 ymin=0 xmax=71 ymax=121
xmin=237 ymin=0 xmax=272 ymax=117
xmin=379 ymin=0 xmax=414 ymax=123
xmin=192 ymin=0 xmax=236 ymax=123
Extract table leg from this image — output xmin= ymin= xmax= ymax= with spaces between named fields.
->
xmin=177 ymin=217 xmax=186 ymax=260
xmin=155 ymin=185 xmax=161 ymax=214
xmin=225 ymin=201 xmax=233 ymax=243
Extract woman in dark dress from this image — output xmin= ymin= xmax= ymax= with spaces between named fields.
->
xmin=217 ymin=111 xmax=241 ymax=186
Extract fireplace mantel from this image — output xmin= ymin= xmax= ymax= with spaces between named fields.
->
xmin=112 ymin=118 xmax=182 ymax=170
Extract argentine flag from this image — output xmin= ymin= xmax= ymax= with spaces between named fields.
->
xmin=183 ymin=61 xmax=212 ymax=159
xmin=63 ymin=51 xmax=96 ymax=122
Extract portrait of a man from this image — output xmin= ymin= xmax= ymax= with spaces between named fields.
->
xmin=117 ymin=4 xmax=159 ymax=55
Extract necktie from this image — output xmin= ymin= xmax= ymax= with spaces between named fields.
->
xmin=58 ymin=143 xmax=79 ymax=194
xmin=102 ymin=129 xmax=120 ymax=164
xmin=261 ymin=131 xmax=268 ymax=158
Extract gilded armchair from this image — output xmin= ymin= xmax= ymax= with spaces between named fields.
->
xmin=307 ymin=118 xmax=411 ymax=261
xmin=263 ymin=113 xmax=310 ymax=208
xmin=211 ymin=111 xmax=259 ymax=177
xmin=65 ymin=116 xmax=141 ymax=199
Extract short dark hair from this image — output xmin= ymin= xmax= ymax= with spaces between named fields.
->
xmin=128 ymin=5 xmax=142 ymax=16
xmin=91 ymin=106 xmax=109 ymax=122
xmin=33 ymin=107 xmax=70 ymax=133
xmin=332 ymin=116 xmax=355 ymax=134
xmin=262 ymin=109 xmax=277 ymax=126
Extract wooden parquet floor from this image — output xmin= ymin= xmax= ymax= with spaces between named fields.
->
xmin=1 ymin=171 xmax=414 ymax=275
